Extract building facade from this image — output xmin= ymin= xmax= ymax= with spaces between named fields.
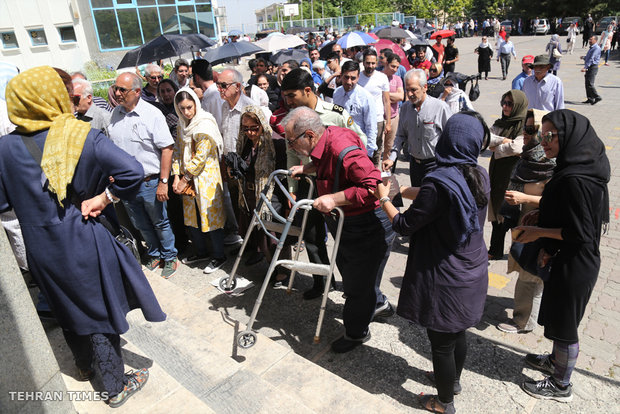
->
xmin=0 ymin=0 xmax=218 ymax=72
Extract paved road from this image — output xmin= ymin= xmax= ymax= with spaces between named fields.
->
xmin=162 ymin=34 xmax=620 ymax=413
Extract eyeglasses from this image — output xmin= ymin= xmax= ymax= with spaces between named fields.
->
xmin=541 ymin=131 xmax=558 ymax=144
xmin=112 ymin=85 xmax=133 ymax=94
xmin=216 ymin=82 xmax=236 ymax=90
xmin=500 ymin=100 xmax=514 ymax=107
xmin=523 ymin=125 xmax=538 ymax=136
xmin=149 ymin=75 xmax=163 ymax=80
xmin=69 ymin=94 xmax=81 ymax=106
xmin=241 ymin=125 xmax=261 ymax=133
xmin=287 ymin=130 xmax=307 ymax=146
xmin=429 ymin=68 xmax=438 ymax=73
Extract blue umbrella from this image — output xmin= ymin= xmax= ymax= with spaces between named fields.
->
xmin=228 ymin=29 xmax=243 ymax=37
xmin=336 ymin=31 xmax=377 ymax=49
xmin=203 ymin=42 xmax=264 ymax=65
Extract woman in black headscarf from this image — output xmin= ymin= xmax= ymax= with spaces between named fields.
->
xmin=374 ymin=112 xmax=491 ymax=414
xmin=516 ymin=110 xmax=610 ymax=402
xmin=487 ymin=89 xmax=528 ymax=260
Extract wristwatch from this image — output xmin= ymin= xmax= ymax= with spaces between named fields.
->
xmin=160 ymin=178 xmax=168 ymax=184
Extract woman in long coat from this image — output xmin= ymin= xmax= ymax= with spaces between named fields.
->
xmin=374 ymin=113 xmax=490 ymax=414
xmin=0 ymin=66 xmax=166 ymax=406
xmin=474 ymin=36 xmax=493 ymax=79
xmin=172 ymin=88 xmax=226 ymax=274
xmin=487 ymin=90 xmax=528 ymax=260
xmin=516 ymin=110 xmax=610 ymax=402
xmin=545 ymin=34 xmax=563 ymax=75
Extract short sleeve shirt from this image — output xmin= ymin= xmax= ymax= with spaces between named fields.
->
xmin=387 ymin=75 xmax=403 ymax=118
xmin=358 ymin=70 xmax=389 ymax=122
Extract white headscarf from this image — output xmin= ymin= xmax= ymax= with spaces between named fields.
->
xmin=173 ymin=87 xmax=224 ymax=166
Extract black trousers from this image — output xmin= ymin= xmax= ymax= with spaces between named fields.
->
xmin=585 ymin=65 xmax=600 ymax=102
xmin=489 ymin=221 xmax=508 ymax=258
xmin=427 ymin=329 xmax=467 ymax=404
xmin=297 ymin=179 xmax=330 ymax=271
xmin=62 ymin=330 xmax=126 ymax=396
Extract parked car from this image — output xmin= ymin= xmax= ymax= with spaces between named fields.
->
xmin=558 ymin=17 xmax=582 ymax=35
xmin=595 ymin=16 xmax=618 ymax=34
xmin=535 ymin=18 xmax=550 ymax=35
xmin=501 ymin=20 xmax=514 ymax=35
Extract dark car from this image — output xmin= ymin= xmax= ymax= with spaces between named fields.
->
xmin=501 ymin=20 xmax=514 ymax=34
xmin=596 ymin=16 xmax=617 ymax=34
xmin=558 ymin=17 xmax=582 ymax=35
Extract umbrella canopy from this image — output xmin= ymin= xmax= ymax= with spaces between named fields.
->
xmin=431 ymin=29 xmax=456 ymax=39
xmin=228 ymin=29 xmax=243 ymax=37
xmin=374 ymin=39 xmax=410 ymax=70
xmin=409 ymin=36 xmax=430 ymax=47
xmin=286 ymin=27 xmax=317 ymax=35
xmin=376 ymin=27 xmax=412 ymax=39
xmin=371 ymin=25 xmax=389 ymax=33
xmin=117 ymin=33 xmax=216 ymax=69
xmin=254 ymin=33 xmax=307 ymax=53
xmin=270 ymin=49 xmax=309 ymax=65
xmin=336 ymin=31 xmax=377 ymax=49
xmin=414 ymin=20 xmax=435 ymax=36
xmin=203 ymin=42 xmax=265 ymax=66
xmin=319 ymin=40 xmax=336 ymax=59
xmin=367 ymin=32 xmax=379 ymax=41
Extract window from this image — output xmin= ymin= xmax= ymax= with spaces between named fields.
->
xmin=93 ymin=9 xmax=122 ymax=49
xmin=1 ymin=32 xmax=18 ymax=49
xmin=58 ymin=26 xmax=77 ymax=43
xmin=117 ymin=8 xmax=142 ymax=46
xmin=28 ymin=28 xmax=48 ymax=46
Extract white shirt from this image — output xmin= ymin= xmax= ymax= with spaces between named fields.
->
xmin=220 ymin=93 xmax=258 ymax=155
xmin=358 ymin=70 xmax=389 ymax=123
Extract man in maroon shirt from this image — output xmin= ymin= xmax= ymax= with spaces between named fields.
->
xmin=284 ymin=107 xmax=396 ymax=353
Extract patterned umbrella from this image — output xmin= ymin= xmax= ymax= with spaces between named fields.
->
xmin=336 ymin=31 xmax=377 ymax=49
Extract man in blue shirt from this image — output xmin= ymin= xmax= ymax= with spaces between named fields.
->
xmin=581 ymin=35 xmax=602 ymax=105
xmin=333 ymin=61 xmax=378 ymax=158
xmin=522 ymin=55 xmax=565 ymax=111
xmin=511 ymin=55 xmax=534 ymax=90
xmin=497 ymin=34 xmax=517 ymax=80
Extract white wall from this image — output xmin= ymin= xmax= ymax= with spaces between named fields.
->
xmin=0 ymin=0 xmax=92 ymax=72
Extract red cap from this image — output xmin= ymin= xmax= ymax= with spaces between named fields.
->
xmin=522 ymin=55 xmax=535 ymax=64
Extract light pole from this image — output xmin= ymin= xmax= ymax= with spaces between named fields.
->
xmin=311 ymin=0 xmax=314 ymax=22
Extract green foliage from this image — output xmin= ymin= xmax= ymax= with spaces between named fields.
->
xmin=83 ymin=61 xmax=117 ymax=82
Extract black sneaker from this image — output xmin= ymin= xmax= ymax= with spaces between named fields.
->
xmin=372 ymin=301 xmax=395 ymax=320
xmin=203 ymin=257 xmax=226 ymax=274
xmin=521 ymin=377 xmax=573 ymax=402
xmin=181 ymin=255 xmax=209 ymax=265
xmin=524 ymin=353 xmax=555 ymax=375
xmin=331 ymin=331 xmax=371 ymax=353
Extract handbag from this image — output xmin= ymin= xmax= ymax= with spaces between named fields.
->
xmin=552 ymin=47 xmax=562 ymax=59
xmin=179 ymin=178 xmax=196 ymax=197
xmin=21 ymin=136 xmax=141 ymax=263
xmin=469 ymin=78 xmax=480 ymax=102
xmin=509 ymin=239 xmax=553 ymax=282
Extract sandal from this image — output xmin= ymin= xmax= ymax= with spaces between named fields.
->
xmin=292 ymin=241 xmax=305 ymax=253
xmin=424 ymin=371 xmax=462 ymax=395
xmin=420 ymin=395 xmax=456 ymax=414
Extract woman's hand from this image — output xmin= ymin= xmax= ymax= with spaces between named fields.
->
xmin=521 ymin=209 xmax=539 ymax=226
xmin=172 ymin=176 xmax=182 ymax=194
xmin=514 ymin=226 xmax=542 ymax=243
xmin=369 ymin=181 xmax=390 ymax=200
xmin=176 ymin=177 xmax=188 ymax=194
xmin=505 ymin=190 xmax=526 ymax=205
xmin=81 ymin=193 xmax=109 ymax=219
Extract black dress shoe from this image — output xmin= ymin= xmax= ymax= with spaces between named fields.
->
xmin=582 ymin=99 xmax=593 ymax=104
xmin=331 ymin=332 xmax=371 ymax=353
xmin=592 ymin=97 xmax=602 ymax=105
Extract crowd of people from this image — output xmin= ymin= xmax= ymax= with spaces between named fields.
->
xmin=0 ymin=17 xmax=613 ymax=411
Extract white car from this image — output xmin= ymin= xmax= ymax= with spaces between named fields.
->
xmin=535 ymin=18 xmax=550 ymax=35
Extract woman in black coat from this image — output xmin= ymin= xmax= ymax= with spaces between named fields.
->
xmin=474 ymin=36 xmax=493 ymax=80
xmin=516 ymin=110 xmax=610 ymax=402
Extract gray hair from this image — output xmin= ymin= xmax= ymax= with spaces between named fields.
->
xmin=404 ymin=68 xmax=427 ymax=87
xmin=70 ymin=71 xmax=87 ymax=80
xmin=72 ymin=78 xmax=93 ymax=96
xmin=144 ymin=64 xmax=161 ymax=76
xmin=221 ymin=68 xmax=243 ymax=84
xmin=281 ymin=107 xmax=324 ymax=137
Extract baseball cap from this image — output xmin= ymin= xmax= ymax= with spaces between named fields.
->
xmin=522 ymin=55 xmax=535 ymax=64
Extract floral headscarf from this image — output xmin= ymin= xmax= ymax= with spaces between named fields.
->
xmin=6 ymin=66 xmax=91 ymax=206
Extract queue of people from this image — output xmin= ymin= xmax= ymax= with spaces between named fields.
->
xmin=0 ymin=25 xmax=611 ymax=411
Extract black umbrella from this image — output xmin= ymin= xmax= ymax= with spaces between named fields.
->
xmin=286 ymin=26 xmax=317 ymax=35
xmin=409 ymin=36 xmax=430 ymax=47
xmin=414 ymin=20 xmax=435 ymax=36
xmin=376 ymin=27 xmax=411 ymax=39
xmin=117 ymin=33 xmax=216 ymax=69
xmin=319 ymin=40 xmax=336 ymax=60
xmin=270 ymin=49 xmax=309 ymax=65
xmin=202 ymin=42 xmax=265 ymax=66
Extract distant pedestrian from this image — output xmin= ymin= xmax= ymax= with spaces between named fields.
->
xmin=475 ymin=36 xmax=493 ymax=80
xmin=497 ymin=34 xmax=517 ymax=80
xmin=511 ymin=55 xmax=534 ymax=91
xmin=599 ymin=25 xmax=613 ymax=65
xmin=545 ymin=34 xmax=563 ymax=76
xmin=581 ymin=35 xmax=602 ymax=105
xmin=566 ymin=23 xmax=578 ymax=54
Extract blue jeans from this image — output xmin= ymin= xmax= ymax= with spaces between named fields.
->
xmin=123 ymin=179 xmax=177 ymax=261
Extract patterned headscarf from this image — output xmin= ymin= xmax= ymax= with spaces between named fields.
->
xmin=6 ymin=66 xmax=91 ymax=206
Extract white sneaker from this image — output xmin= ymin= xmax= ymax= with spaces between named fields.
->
xmin=203 ymin=257 xmax=226 ymax=274
xmin=223 ymin=234 xmax=243 ymax=246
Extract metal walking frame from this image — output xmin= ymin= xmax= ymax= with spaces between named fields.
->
xmin=218 ymin=169 xmax=345 ymax=349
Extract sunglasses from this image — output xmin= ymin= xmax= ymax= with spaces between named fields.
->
xmin=241 ymin=125 xmax=261 ymax=133
xmin=429 ymin=68 xmax=438 ymax=72
xmin=523 ymin=125 xmax=538 ymax=136
xmin=287 ymin=130 xmax=306 ymax=146
xmin=216 ymin=82 xmax=236 ymax=90
xmin=112 ymin=85 xmax=132 ymax=94
xmin=541 ymin=131 xmax=558 ymax=144
xmin=70 ymin=94 xmax=81 ymax=106
xmin=501 ymin=100 xmax=514 ymax=107
xmin=149 ymin=75 xmax=163 ymax=80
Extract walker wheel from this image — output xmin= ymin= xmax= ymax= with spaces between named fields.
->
xmin=219 ymin=277 xmax=237 ymax=293
xmin=237 ymin=331 xmax=257 ymax=349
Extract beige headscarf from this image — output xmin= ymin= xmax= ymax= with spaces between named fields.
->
xmin=173 ymin=87 xmax=223 ymax=166
xmin=6 ymin=66 xmax=91 ymax=206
